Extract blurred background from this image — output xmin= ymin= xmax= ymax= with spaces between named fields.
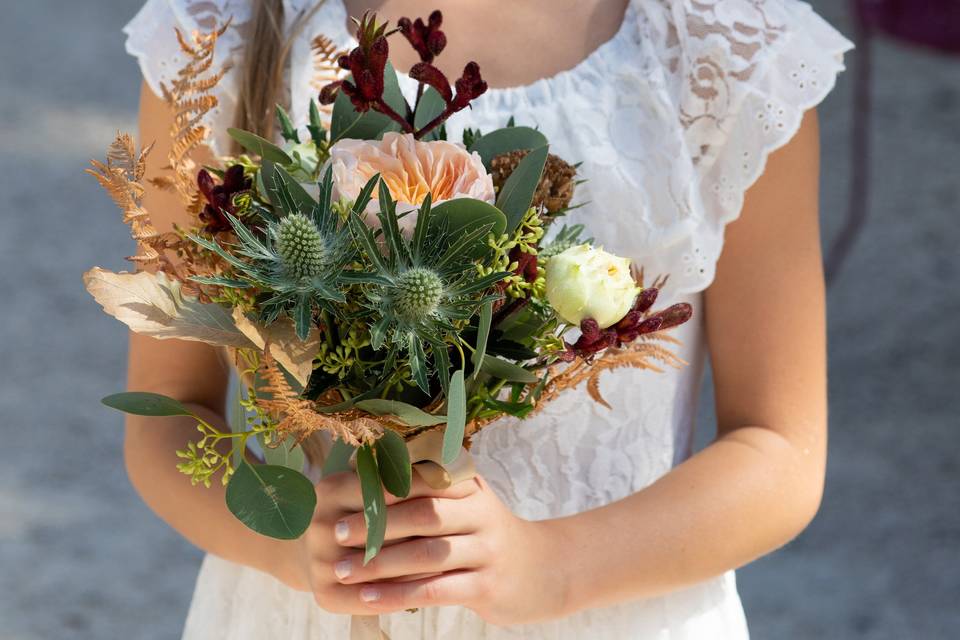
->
xmin=1 ymin=1 xmax=957 ymax=638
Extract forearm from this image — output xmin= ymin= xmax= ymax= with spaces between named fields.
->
xmin=123 ymin=404 xmax=296 ymax=580
xmin=548 ymin=424 xmax=824 ymax=614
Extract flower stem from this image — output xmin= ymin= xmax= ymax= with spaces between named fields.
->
xmin=374 ymin=99 xmax=415 ymax=133
xmin=414 ymin=106 xmax=455 ymax=140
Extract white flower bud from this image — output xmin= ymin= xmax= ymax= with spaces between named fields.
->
xmin=544 ymin=244 xmax=640 ymax=329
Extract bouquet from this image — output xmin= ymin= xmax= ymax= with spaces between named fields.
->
xmin=87 ymin=9 xmax=690 ymax=580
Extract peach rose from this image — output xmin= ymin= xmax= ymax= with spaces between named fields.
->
xmin=329 ymin=132 xmax=495 ymax=233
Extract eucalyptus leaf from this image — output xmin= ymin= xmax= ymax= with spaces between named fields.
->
xmin=443 ymin=370 xmax=467 ymax=465
xmin=414 ymin=87 xmax=447 ymax=141
xmin=374 ymin=430 xmax=412 ymax=498
xmin=258 ymin=433 xmax=306 ymax=473
xmin=101 ymin=391 xmax=192 ymax=417
xmin=227 ymin=128 xmax=293 ymax=165
xmin=471 ymin=300 xmax=493 ymax=380
xmin=356 ymin=445 xmax=387 ymax=564
xmin=428 ymin=199 xmax=507 ymax=259
xmin=496 ymin=144 xmax=549 ymax=233
xmin=330 ymin=62 xmax=407 ymax=142
xmin=468 ymin=126 xmax=548 ymax=168
xmin=355 ymin=399 xmax=446 ymax=427
xmin=225 ymin=462 xmax=316 ymax=540
xmin=479 ymin=355 xmax=541 ymax=384
xmin=229 ymin=378 xmax=247 ymax=469
xmin=321 ymin=438 xmax=357 ymax=477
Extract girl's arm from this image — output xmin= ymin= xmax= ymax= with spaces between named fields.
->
xmin=551 ymin=110 xmax=828 ymax=611
xmin=325 ymin=110 xmax=827 ymax=623
xmin=123 ymin=83 xmax=295 ymax=578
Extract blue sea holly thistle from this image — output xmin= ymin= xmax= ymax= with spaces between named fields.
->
xmin=350 ymin=179 xmax=510 ymax=393
xmin=189 ymin=166 xmax=365 ymax=339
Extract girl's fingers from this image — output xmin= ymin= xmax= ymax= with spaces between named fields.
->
xmin=352 ymin=569 xmax=484 ymax=612
xmin=314 ymin=471 xmax=479 ymax=516
xmin=333 ymin=496 xmax=478 ymax=547
xmin=332 ymin=535 xmax=482 ymax=585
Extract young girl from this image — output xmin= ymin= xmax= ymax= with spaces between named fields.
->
xmin=122 ymin=0 xmax=853 ymax=637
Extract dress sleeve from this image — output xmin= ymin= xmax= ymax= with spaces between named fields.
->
xmin=648 ymin=0 xmax=854 ymax=292
xmin=123 ymin=0 xmax=250 ymax=156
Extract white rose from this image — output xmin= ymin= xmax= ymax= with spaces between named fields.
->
xmin=544 ymin=244 xmax=640 ymax=329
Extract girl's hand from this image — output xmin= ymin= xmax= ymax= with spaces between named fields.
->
xmin=273 ymin=471 xmax=480 ymax=616
xmin=329 ymin=474 xmax=571 ymax=626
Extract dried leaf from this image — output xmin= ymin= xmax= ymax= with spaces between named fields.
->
xmin=86 ymin=134 xmax=164 ymax=266
xmin=83 ymin=267 xmax=254 ymax=348
xmin=233 ymin=309 xmax=321 ymax=388
xmin=159 ymin=21 xmax=231 ymax=206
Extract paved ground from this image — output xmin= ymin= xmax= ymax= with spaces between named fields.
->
xmin=1 ymin=2 xmax=957 ymax=639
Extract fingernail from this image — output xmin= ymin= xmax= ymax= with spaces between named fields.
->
xmin=334 ymin=559 xmax=352 ymax=580
xmin=360 ymin=587 xmax=381 ymax=603
xmin=334 ymin=520 xmax=349 ymax=542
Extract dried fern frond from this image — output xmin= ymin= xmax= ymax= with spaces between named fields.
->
xmin=309 ymin=33 xmax=347 ymax=118
xmin=86 ymin=134 xmax=164 ymax=266
xmin=159 ymin=20 xmax=232 ymax=207
xmin=254 ymin=346 xmax=382 ymax=448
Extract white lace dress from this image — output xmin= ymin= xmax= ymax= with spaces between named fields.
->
xmin=124 ymin=1 xmax=853 ymax=637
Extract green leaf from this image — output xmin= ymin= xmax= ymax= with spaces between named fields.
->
xmin=330 ymin=62 xmax=408 ymax=142
xmin=479 ymin=355 xmax=540 ymax=383
xmin=356 ymin=445 xmax=387 ymax=564
xmin=496 ymin=144 xmax=549 ymax=232
xmin=102 ymin=391 xmax=192 ymax=417
xmin=259 ymin=433 xmax=306 ymax=472
xmin=276 ymin=104 xmax=300 ymax=143
xmin=225 ymin=462 xmax=316 ymax=540
xmin=408 ymin=334 xmax=430 ymax=393
xmin=468 ymin=126 xmax=548 ymax=168
xmin=411 ymin=193 xmax=433 ymax=263
xmin=229 ymin=379 xmax=248 ymax=469
xmin=428 ymin=199 xmax=506 ymax=259
xmin=294 ymin=296 xmax=312 ymax=341
xmin=261 ymin=162 xmax=319 ymax=219
xmin=227 ymin=128 xmax=294 ymax=165
xmin=374 ymin=430 xmax=412 ymax=498
xmin=471 ymin=300 xmax=493 ymax=380
xmin=443 ymin=370 xmax=467 ymax=465
xmin=321 ymin=438 xmax=356 ymax=477
xmin=355 ymin=399 xmax=446 ymax=426
xmin=307 ymin=99 xmax=326 ymax=146
xmin=414 ymin=87 xmax=447 ymax=141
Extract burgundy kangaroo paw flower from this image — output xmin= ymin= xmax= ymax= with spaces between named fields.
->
xmin=633 ymin=287 xmax=659 ymax=313
xmin=409 ymin=62 xmax=452 ymax=101
xmin=398 ymin=10 xmax=446 ymax=63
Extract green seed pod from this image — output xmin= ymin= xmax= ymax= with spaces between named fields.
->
xmin=394 ymin=267 xmax=444 ymax=319
xmin=276 ymin=213 xmax=327 ymax=279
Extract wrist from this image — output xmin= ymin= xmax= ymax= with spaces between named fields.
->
xmin=528 ymin=516 xmax=581 ymax=619
xmin=264 ymin=537 xmax=310 ymax=592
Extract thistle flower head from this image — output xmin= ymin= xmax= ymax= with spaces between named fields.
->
xmin=276 ymin=213 xmax=328 ymax=279
xmin=393 ymin=267 xmax=443 ymax=319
